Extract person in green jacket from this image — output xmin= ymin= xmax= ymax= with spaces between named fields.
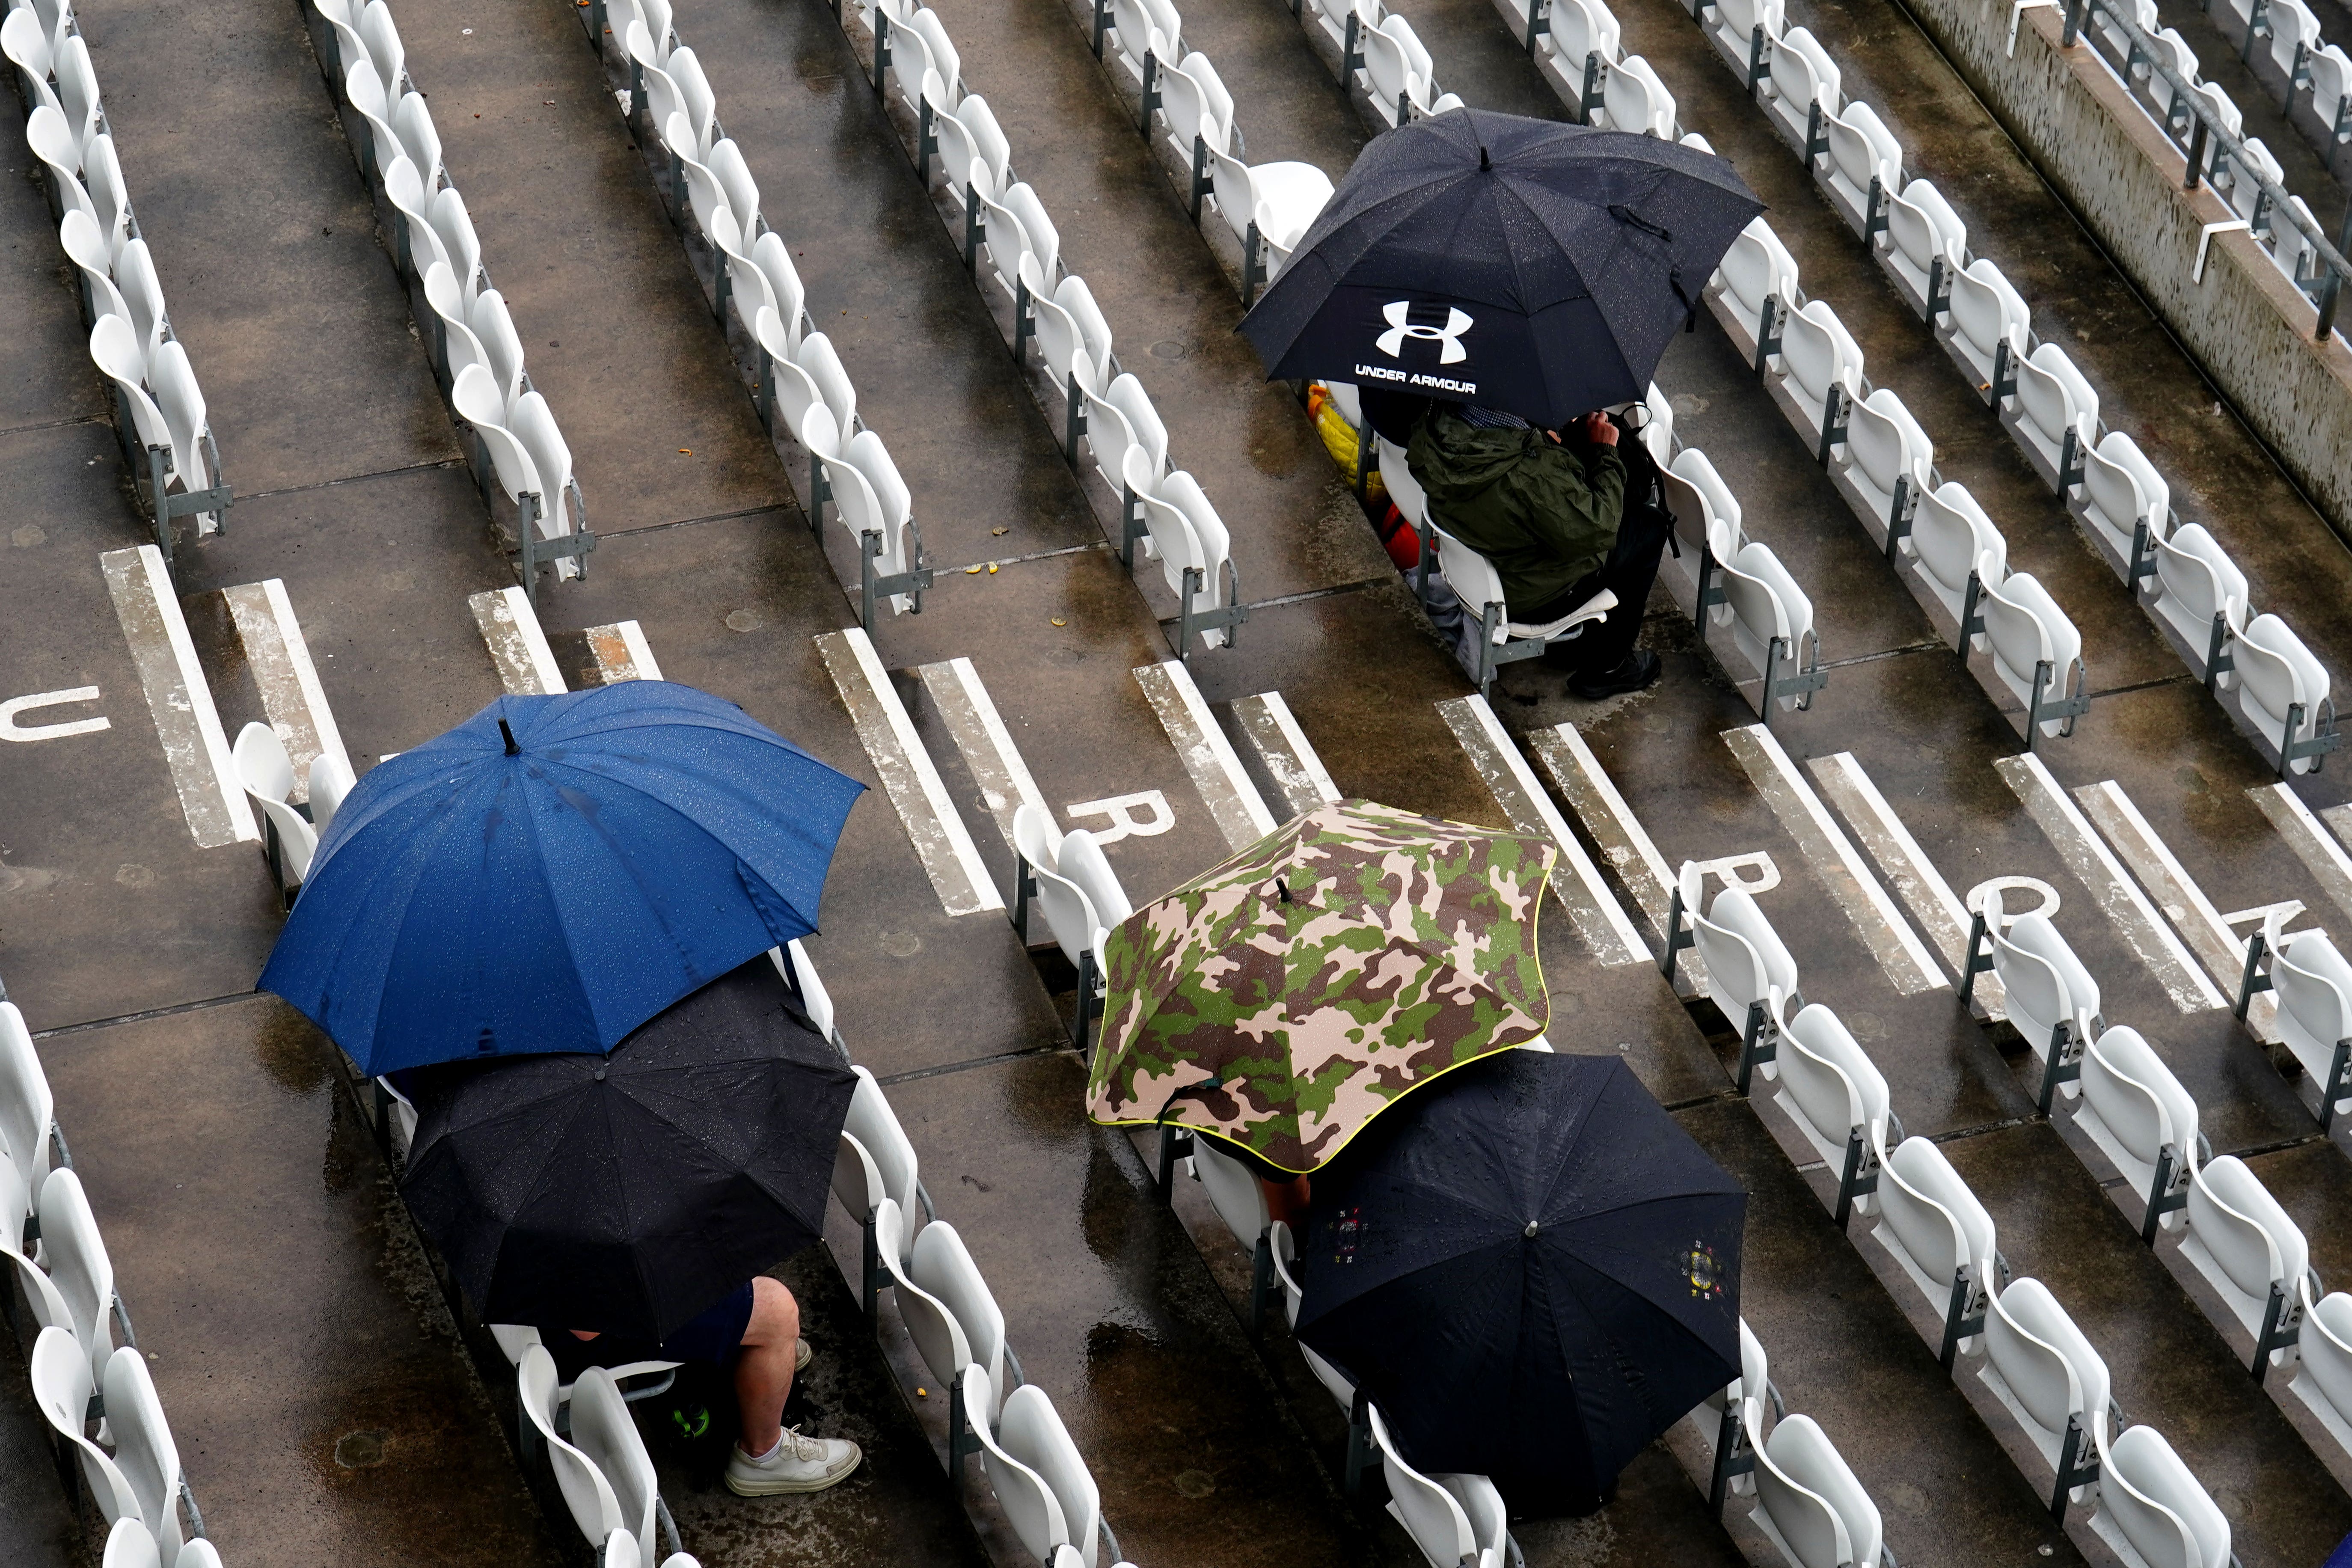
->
xmin=1407 ymin=401 xmax=1667 ymax=699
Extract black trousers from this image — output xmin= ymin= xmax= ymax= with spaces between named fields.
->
xmin=1518 ymin=501 xmax=1672 ymax=672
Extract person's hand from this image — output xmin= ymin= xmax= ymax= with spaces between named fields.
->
xmin=1576 ymin=411 xmax=1619 ymax=448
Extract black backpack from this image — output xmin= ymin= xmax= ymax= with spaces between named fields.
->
xmin=1610 ymin=410 xmax=1679 ymax=558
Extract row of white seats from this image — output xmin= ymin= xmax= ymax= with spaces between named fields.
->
xmin=1672 ymin=864 xmax=2336 ymax=1564
xmin=310 ymin=0 xmax=588 ymax=591
xmin=1012 ymin=805 xmax=1135 ymax=1055
xmin=1694 ymin=1319 xmax=1896 ymax=1568
xmin=826 ymin=1054 xmax=1137 ymax=1565
xmin=231 ymin=723 xmax=357 ymax=901
xmin=7 ymin=0 xmax=228 ymax=550
xmin=0 ymin=996 xmax=216 ymax=1566
xmin=619 ymin=0 xmax=930 ymax=629
xmin=849 ymin=0 xmax=1242 ymax=653
xmin=1710 ymin=215 xmax=2091 ymax=748
xmin=1156 ymin=1131 xmax=1527 ymax=1567
xmin=1681 ymin=0 xmax=2337 ymax=772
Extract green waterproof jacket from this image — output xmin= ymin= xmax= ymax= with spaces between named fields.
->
xmin=1407 ymin=407 xmax=1625 ymax=616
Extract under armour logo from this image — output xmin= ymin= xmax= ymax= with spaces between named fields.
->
xmin=1375 ymin=302 xmax=1473 ymax=364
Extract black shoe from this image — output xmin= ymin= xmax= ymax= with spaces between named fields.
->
xmin=1567 ymin=650 xmax=1662 ymax=700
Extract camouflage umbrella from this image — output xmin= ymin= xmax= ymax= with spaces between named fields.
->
xmin=1084 ymin=799 xmax=1557 ymax=1173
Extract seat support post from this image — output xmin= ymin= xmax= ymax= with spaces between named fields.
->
xmin=1578 ymin=53 xmax=1605 ymax=123
xmin=1242 ymin=219 xmax=1267 ymax=307
xmin=1924 ymin=252 xmax=1953 ymax=323
xmin=1734 ymin=1000 xmax=1779 ymax=1096
xmin=2318 ymin=1037 xmax=2352 ymax=1131
xmin=917 ymin=100 xmax=936 ymax=185
xmin=1707 ymin=1395 xmax=1755 ymax=1515
xmin=1247 ymin=1231 xmax=1272 ymax=1340
xmin=860 ymin=1212 xmax=888 ymax=1326
xmin=1139 ymin=50 xmax=1161 ymax=136
xmin=1884 ymin=474 xmax=1918 ymax=561
xmin=1814 ymin=383 xmax=1849 ymax=467
xmin=1832 ymin=1123 xmax=1880 ymax=1228
xmin=1751 ymin=292 xmax=1785 ymax=378
xmin=2036 ymin=1017 xmax=2084 ymax=1115
xmin=873 ymin=9 xmax=891 ymax=98
xmin=1092 ymin=0 xmax=1111 ymax=58
xmin=1803 ymin=100 xmax=1829 ymax=168
xmin=1188 ymin=136 xmax=1211 ymax=221
xmin=1758 ymin=633 xmax=1827 ymax=728
xmin=2278 ymin=699 xmax=2344 ymax=777
xmin=1988 ymin=334 xmax=2019 ymax=406
xmin=1063 ymin=379 xmax=1087 ymax=466
xmin=1524 ymin=0 xmax=1549 ymax=54
xmin=1745 ymin=24 xmax=1770 ymax=98
xmin=2024 ymin=657 xmax=2091 ymax=753
xmin=1072 ymin=945 xmax=1100 ymax=1057
xmin=2251 ymin=1276 xmax=2302 ymax=1382
xmin=1864 ymin=174 xmax=1892 ymax=243
xmin=1937 ymin=1264 xmax=1986 ymax=1369
xmin=2125 ymin=515 xmax=2161 ymax=595
xmin=1344 ymin=1390 xmax=1373 ymax=1495
xmin=2048 ymin=1413 xmax=2099 ymax=1522
xmin=2235 ymin=927 xmax=2273 ymax=1020
xmin=1659 ymin=883 xmax=1696 ymax=979
xmin=1154 ymin=1121 xmax=1196 ymax=1205
xmin=1340 ymin=12 xmax=1366 ymax=85
xmin=946 ymin=1375 xmax=978 ymax=1475
xmin=2140 ymin=1144 xmax=2191 ymax=1244
xmin=1959 ymin=906 xmax=1997 ymax=1011
xmin=1694 ymin=535 xmax=1730 ymax=626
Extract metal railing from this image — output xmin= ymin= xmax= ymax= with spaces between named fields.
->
xmin=2058 ymin=0 xmax=2352 ymax=338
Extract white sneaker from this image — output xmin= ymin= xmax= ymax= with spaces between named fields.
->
xmin=724 ymin=1426 xmax=862 ymax=1496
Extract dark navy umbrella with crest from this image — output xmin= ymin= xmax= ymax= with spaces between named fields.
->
xmin=1295 ymin=1049 xmax=1745 ymax=1512
xmin=1238 ymin=108 xmax=1761 ymax=428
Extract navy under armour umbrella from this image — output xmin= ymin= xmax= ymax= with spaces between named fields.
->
xmin=1295 ymin=1050 xmax=1744 ymax=1512
xmin=1238 ymin=108 xmax=1761 ymax=428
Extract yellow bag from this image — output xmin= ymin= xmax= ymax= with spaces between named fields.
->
xmin=1308 ymin=386 xmax=1387 ymax=502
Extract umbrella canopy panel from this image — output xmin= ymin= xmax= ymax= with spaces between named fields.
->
xmin=401 ymin=955 xmax=857 ymax=1341
xmin=1087 ymin=799 xmax=1556 ymax=1173
xmin=1240 ymin=109 xmax=1761 ymax=427
xmin=260 ymin=682 xmax=864 ymax=1074
xmin=1296 ymin=1051 xmax=1744 ymax=1507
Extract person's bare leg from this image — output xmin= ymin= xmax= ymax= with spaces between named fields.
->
xmin=734 ymin=1276 xmax=800 ymax=1458
xmin=1261 ymin=1175 xmax=1312 ymax=1231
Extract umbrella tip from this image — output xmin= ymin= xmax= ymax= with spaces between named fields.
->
xmin=1479 ymin=145 xmax=1491 ymax=172
xmin=499 ymin=717 xmax=520 ymax=756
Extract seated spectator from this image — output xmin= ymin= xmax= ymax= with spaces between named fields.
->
xmin=1407 ymin=401 xmax=1669 ymax=700
xmin=546 ymin=1275 xmax=861 ymax=1496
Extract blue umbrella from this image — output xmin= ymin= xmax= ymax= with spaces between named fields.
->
xmin=259 ymin=682 xmax=865 ymax=1075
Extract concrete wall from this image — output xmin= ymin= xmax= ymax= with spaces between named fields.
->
xmin=1891 ymin=0 xmax=2352 ymax=543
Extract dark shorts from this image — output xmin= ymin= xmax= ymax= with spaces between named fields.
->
xmin=537 ymin=1280 xmax=757 ymax=1382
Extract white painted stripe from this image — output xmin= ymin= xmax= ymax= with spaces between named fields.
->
xmin=1809 ymin=752 xmax=2005 ymax=1018
xmin=1522 ymin=723 xmax=1700 ymax=993
xmin=1437 ymin=696 xmax=1649 ymax=966
xmin=1134 ymin=661 xmax=1277 ymax=852
xmin=1722 ymin=725 xmax=1947 ymax=994
xmin=222 ymin=579 xmax=351 ymax=807
xmin=101 ymin=546 xmax=258 ymax=848
xmin=817 ymin=629 xmax=1002 ymax=916
xmin=469 ymin=587 xmax=566 ymax=695
xmin=918 ymin=657 xmax=1048 ymax=855
xmin=2253 ymin=783 xmax=2352 ymax=925
xmin=1993 ymin=754 xmax=2224 ymax=1013
xmin=2074 ymin=780 xmax=2271 ymax=1035
xmin=1229 ymin=692 xmax=1340 ymax=820
xmin=585 ymin=621 xmax=664 ymax=683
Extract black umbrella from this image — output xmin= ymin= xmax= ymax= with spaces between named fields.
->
xmin=1296 ymin=1050 xmax=1744 ymax=1511
xmin=1238 ymin=108 xmax=1762 ymax=428
xmin=401 ymin=954 xmax=856 ymax=1340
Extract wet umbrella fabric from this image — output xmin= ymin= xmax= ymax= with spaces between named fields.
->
xmin=1085 ymin=799 xmax=1556 ymax=1174
xmin=1296 ymin=1051 xmax=1743 ymax=1508
xmin=258 ymin=681 xmax=864 ymax=1075
xmin=400 ymin=956 xmax=857 ymax=1341
xmin=1238 ymin=108 xmax=1762 ymax=428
